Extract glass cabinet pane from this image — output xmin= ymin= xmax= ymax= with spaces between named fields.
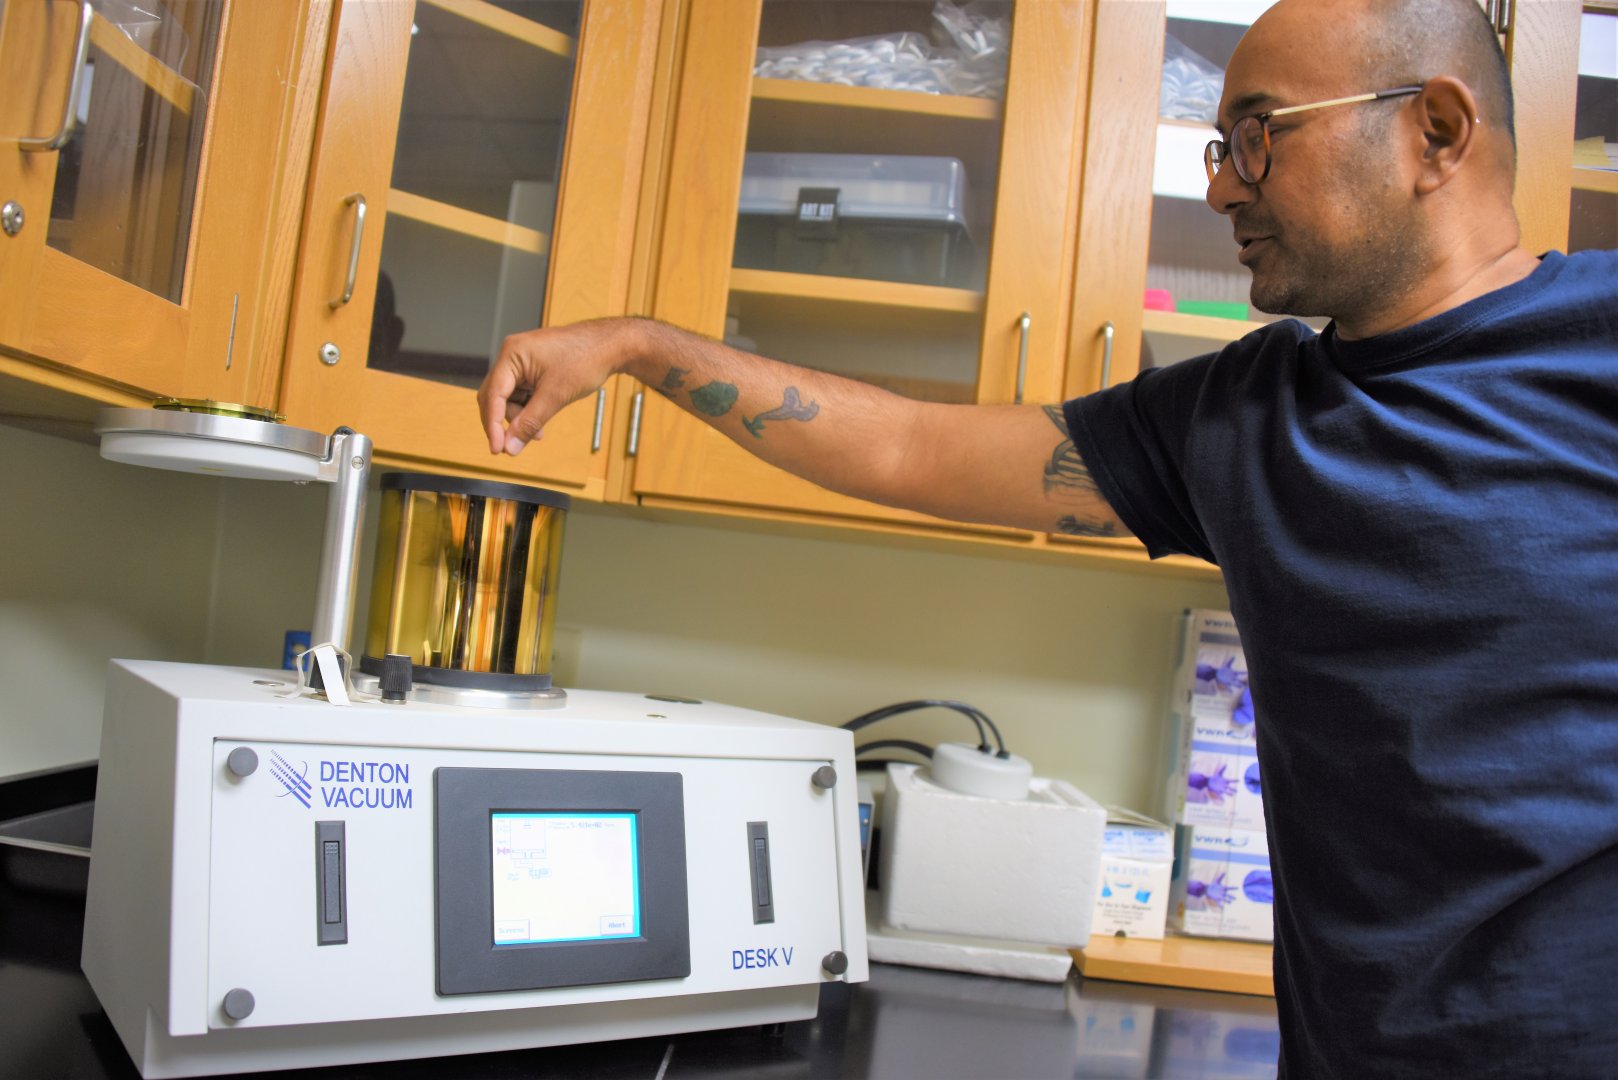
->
xmin=369 ymin=0 xmax=581 ymax=389
xmin=1568 ymin=7 xmax=1616 ymax=253
xmin=1140 ymin=2 xmax=1322 ymax=371
xmin=45 ymin=0 xmax=224 ymax=302
xmin=725 ymin=0 xmax=1012 ymax=405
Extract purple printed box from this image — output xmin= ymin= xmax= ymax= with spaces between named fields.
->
xmin=1169 ymin=824 xmax=1274 ymax=943
xmin=1160 ymin=610 xmax=1265 ymax=832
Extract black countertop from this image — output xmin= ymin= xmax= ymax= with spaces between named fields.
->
xmin=1 ymin=768 xmax=1279 ymax=1079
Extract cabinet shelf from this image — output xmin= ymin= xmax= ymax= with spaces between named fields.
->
xmin=89 ymin=11 xmax=198 ymax=115
xmin=386 ymin=188 xmax=549 ymax=254
xmin=729 ymin=267 xmax=982 ymax=316
xmin=417 ymin=0 xmax=574 ymax=58
xmin=747 ymin=78 xmax=1001 ymax=174
xmin=751 ymin=77 xmax=1000 ymax=122
xmin=1571 ymin=167 xmax=1618 ymax=195
xmin=1141 ymin=307 xmax=1265 ymax=343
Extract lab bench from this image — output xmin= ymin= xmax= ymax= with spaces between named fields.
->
xmin=1 ymin=766 xmax=1279 ymax=1079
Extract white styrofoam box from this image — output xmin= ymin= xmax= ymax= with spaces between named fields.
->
xmin=1091 ymin=819 xmax=1175 ymax=940
xmin=1169 ymin=825 xmax=1273 ymax=943
xmin=878 ymin=764 xmax=1106 ymax=946
xmin=1160 ymin=610 xmax=1263 ymax=831
xmin=863 ymin=894 xmax=1076 ymax=983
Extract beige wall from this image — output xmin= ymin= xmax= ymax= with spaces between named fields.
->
xmin=0 ymin=420 xmax=1227 ymax=811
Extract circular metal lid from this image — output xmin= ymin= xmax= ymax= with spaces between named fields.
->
xmin=153 ymin=397 xmax=286 ymax=423
xmin=380 ymin=470 xmax=572 ymax=511
xmin=96 ymin=407 xmax=332 ymax=481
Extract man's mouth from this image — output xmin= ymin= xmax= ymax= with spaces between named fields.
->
xmin=1236 ymin=235 xmax=1271 ymax=264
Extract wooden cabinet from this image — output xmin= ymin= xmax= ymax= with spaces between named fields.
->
xmin=624 ymin=0 xmax=1095 ymax=541
xmin=0 ymin=0 xmax=326 ymax=411
xmin=276 ymin=0 xmax=664 ymax=499
xmin=1567 ymin=3 xmax=1616 ymax=253
xmin=3 ymin=0 xmax=1595 ymax=568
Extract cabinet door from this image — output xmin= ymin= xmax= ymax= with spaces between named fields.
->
xmin=0 ymin=0 xmax=319 ymax=404
xmin=1069 ymin=0 xmax=1321 ymax=409
xmin=629 ymin=0 xmax=1090 ymax=536
xmin=1566 ymin=4 xmax=1616 ymax=253
xmin=279 ymin=0 xmax=664 ymax=499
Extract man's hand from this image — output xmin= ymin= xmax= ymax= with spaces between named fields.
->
xmin=479 ymin=319 xmax=638 ymax=456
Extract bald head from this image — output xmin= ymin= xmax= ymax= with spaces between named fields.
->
xmin=1238 ymin=0 xmax=1516 ymax=181
xmin=1357 ymin=0 xmax=1515 ymax=158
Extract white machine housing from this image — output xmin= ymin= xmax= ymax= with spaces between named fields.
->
xmin=83 ymin=661 xmax=869 ymax=1078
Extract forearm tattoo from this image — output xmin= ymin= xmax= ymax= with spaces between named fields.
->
xmin=657 ymin=366 xmax=688 ymax=399
xmin=1041 ymin=404 xmax=1119 ymax=537
xmin=743 ymin=386 xmax=820 ymax=439
xmin=689 ymin=381 xmax=739 ymax=417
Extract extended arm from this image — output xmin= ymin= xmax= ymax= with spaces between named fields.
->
xmin=478 ymin=317 xmax=1127 ymax=538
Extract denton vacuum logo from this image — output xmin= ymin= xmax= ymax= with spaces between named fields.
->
xmin=269 ymin=751 xmax=313 ymax=808
xmin=265 ymin=751 xmax=414 ymax=812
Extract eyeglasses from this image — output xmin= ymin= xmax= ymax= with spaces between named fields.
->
xmin=1204 ymin=85 xmax=1424 ymax=185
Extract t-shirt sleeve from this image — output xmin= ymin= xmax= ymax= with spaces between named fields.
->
xmin=1063 ymin=355 xmax=1218 ymax=564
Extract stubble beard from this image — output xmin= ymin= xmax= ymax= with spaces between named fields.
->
xmin=1246 ymin=148 xmax=1429 ymax=326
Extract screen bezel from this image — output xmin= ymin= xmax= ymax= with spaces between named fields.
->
xmin=435 ymin=767 xmax=689 ymax=995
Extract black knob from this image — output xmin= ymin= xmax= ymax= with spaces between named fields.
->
xmin=380 ymin=654 xmax=414 ymax=704
xmin=821 ymin=951 xmax=849 ymax=976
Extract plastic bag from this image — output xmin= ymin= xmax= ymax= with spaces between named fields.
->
xmin=931 ymin=1 xmax=1009 ymax=99
xmin=751 ymin=2 xmax=1010 ymax=100
xmin=1160 ymin=32 xmax=1224 ymax=123
xmin=754 ymin=31 xmax=957 ymax=95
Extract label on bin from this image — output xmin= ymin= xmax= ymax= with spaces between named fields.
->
xmin=795 ymin=186 xmax=840 ymax=238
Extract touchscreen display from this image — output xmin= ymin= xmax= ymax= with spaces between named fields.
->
xmin=491 ymin=812 xmax=641 ymax=945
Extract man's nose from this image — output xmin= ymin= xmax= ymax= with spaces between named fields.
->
xmin=1206 ymin=161 xmax=1255 ymax=216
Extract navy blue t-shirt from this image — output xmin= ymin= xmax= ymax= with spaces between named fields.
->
xmin=1067 ymin=249 xmax=1618 ymax=1078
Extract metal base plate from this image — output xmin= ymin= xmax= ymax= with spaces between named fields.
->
xmin=351 ymin=673 xmax=567 ymax=711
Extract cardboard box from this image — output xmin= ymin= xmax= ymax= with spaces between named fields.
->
xmin=1091 ymin=814 xmax=1174 ymax=940
xmin=1160 ymin=610 xmax=1264 ymax=832
xmin=1169 ymin=825 xmax=1274 ymax=943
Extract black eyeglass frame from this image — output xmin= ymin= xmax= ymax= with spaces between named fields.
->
xmin=1204 ymin=85 xmax=1426 ymax=185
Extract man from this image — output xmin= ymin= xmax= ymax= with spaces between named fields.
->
xmin=479 ymin=0 xmax=1617 ymax=1074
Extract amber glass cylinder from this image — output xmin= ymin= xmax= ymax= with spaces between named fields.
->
xmin=362 ymin=473 xmax=569 ymax=691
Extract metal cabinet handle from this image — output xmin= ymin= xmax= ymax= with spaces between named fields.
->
xmin=1014 ymin=311 xmax=1031 ymax=404
xmin=18 ymin=1 xmax=94 ymax=152
xmin=1100 ymin=321 xmax=1115 ymax=390
xmin=1484 ymin=0 xmax=1511 ymax=34
xmin=329 ymin=193 xmax=367 ymax=309
xmin=590 ymin=387 xmax=606 ymax=452
xmin=626 ymin=391 xmax=644 ymax=457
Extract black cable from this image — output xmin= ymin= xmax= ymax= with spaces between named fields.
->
xmin=855 ymin=758 xmax=916 ymax=772
xmin=842 ymin=700 xmax=986 ymax=748
xmin=855 ymin=738 xmax=934 ymax=759
xmin=841 ymin=699 xmax=1007 ymax=756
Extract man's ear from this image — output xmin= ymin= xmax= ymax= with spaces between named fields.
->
xmin=1411 ymin=76 xmax=1481 ymax=195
